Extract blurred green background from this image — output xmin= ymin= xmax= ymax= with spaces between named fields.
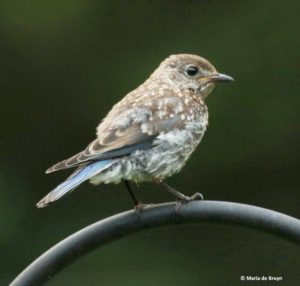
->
xmin=1 ymin=1 xmax=299 ymax=285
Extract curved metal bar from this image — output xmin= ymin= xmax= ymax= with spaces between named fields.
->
xmin=10 ymin=201 xmax=300 ymax=286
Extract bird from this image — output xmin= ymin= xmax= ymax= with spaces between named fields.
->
xmin=36 ymin=54 xmax=234 ymax=208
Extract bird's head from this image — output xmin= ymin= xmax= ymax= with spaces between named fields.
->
xmin=151 ymin=54 xmax=234 ymax=98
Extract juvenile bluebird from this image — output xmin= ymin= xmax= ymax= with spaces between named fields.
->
xmin=37 ymin=54 xmax=233 ymax=208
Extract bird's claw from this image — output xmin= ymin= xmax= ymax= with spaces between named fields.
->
xmin=134 ymin=202 xmax=154 ymax=215
xmin=180 ymin=192 xmax=204 ymax=203
xmin=190 ymin=192 xmax=204 ymax=201
xmin=175 ymin=192 xmax=204 ymax=214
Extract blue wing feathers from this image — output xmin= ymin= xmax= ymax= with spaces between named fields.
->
xmin=37 ymin=160 xmax=114 ymax=208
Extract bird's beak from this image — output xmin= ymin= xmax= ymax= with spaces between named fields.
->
xmin=206 ymin=73 xmax=234 ymax=83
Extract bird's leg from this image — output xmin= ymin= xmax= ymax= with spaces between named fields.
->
xmin=123 ymin=180 xmax=155 ymax=214
xmin=123 ymin=180 xmax=140 ymax=206
xmin=157 ymin=180 xmax=204 ymax=202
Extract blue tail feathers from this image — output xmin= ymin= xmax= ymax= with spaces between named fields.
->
xmin=36 ymin=160 xmax=114 ymax=208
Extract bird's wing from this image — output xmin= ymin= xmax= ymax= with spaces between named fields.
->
xmin=46 ymin=91 xmax=184 ymax=173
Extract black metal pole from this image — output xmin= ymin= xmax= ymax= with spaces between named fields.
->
xmin=10 ymin=201 xmax=300 ymax=286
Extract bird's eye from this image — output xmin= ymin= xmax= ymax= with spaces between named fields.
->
xmin=185 ymin=65 xmax=199 ymax=77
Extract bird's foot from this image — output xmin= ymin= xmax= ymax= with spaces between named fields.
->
xmin=134 ymin=202 xmax=153 ymax=215
xmin=174 ymin=192 xmax=204 ymax=214
xmin=189 ymin=192 xmax=204 ymax=201
xmin=178 ymin=192 xmax=204 ymax=203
